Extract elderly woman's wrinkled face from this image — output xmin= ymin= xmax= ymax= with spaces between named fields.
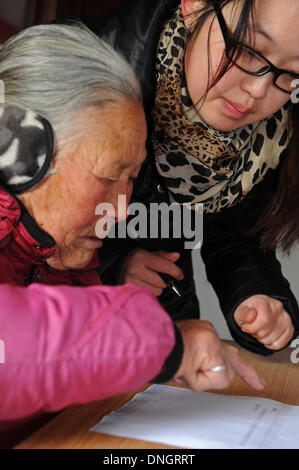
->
xmin=24 ymin=100 xmax=146 ymax=270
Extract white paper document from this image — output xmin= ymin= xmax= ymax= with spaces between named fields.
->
xmin=90 ymin=384 xmax=299 ymax=449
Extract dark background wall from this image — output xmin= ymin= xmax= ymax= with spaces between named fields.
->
xmin=0 ymin=0 xmax=129 ymax=42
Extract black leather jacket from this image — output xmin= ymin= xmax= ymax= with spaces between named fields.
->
xmin=82 ymin=0 xmax=299 ymax=356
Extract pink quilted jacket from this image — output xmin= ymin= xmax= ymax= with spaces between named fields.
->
xmin=0 ymin=188 xmax=180 ymax=440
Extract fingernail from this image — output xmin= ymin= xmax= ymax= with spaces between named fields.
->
xmin=256 ymin=377 xmax=266 ymax=390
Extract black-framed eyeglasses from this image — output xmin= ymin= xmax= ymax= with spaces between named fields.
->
xmin=213 ymin=2 xmax=299 ymax=94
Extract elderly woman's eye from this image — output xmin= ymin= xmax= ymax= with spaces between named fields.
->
xmin=98 ymin=177 xmax=117 ymax=184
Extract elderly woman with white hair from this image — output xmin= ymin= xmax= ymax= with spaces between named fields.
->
xmin=0 ymin=22 xmax=263 ymax=446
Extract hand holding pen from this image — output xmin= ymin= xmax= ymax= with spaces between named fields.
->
xmin=159 ymin=272 xmax=182 ymax=297
xmin=119 ymin=249 xmax=184 ymax=297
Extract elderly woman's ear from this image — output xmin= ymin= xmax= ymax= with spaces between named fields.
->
xmin=0 ymin=105 xmax=55 ymax=194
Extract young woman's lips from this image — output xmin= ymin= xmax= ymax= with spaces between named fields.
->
xmin=80 ymin=237 xmax=103 ymax=249
xmin=222 ymin=98 xmax=252 ymax=120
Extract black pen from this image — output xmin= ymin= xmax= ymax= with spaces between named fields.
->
xmin=159 ymin=273 xmax=182 ymax=297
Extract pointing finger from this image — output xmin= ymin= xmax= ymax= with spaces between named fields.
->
xmin=224 ymin=346 xmax=265 ymax=390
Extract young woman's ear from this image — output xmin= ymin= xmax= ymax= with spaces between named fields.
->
xmin=181 ymin=0 xmax=203 ymax=26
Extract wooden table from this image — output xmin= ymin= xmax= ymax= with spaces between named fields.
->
xmin=15 ymin=344 xmax=299 ymax=449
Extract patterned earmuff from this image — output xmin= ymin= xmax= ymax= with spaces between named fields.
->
xmin=0 ymin=105 xmax=54 ymax=194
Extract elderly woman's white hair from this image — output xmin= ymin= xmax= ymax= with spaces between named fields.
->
xmin=0 ymin=21 xmax=142 ymax=152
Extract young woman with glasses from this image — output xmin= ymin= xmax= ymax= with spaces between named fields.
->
xmin=86 ymin=0 xmax=299 ymax=357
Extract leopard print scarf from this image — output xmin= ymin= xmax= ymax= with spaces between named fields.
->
xmin=152 ymin=7 xmax=291 ymax=212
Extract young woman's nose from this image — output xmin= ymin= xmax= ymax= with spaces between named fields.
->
xmin=240 ymin=72 xmax=274 ymax=100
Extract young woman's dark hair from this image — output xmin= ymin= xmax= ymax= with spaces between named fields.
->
xmin=257 ymin=104 xmax=299 ymax=253
xmin=186 ymin=0 xmax=299 ymax=253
